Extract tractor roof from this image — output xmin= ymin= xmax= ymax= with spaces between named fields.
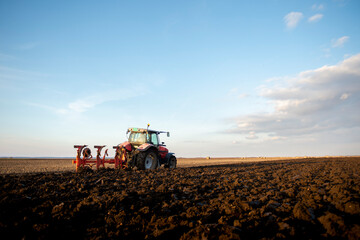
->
xmin=127 ymin=127 xmax=169 ymax=135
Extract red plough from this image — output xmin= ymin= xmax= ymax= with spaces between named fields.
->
xmin=73 ymin=145 xmax=127 ymax=172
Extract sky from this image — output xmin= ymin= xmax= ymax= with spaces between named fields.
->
xmin=0 ymin=0 xmax=359 ymax=158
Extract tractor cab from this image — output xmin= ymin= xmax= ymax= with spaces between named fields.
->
xmin=127 ymin=128 xmax=169 ymax=148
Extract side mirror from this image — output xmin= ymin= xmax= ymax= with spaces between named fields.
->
xmin=167 ymin=132 xmax=170 ymax=137
xmin=162 ymin=142 xmax=165 ymax=145
xmin=126 ymin=129 xmax=130 ymax=134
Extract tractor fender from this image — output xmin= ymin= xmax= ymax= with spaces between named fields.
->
xmin=119 ymin=141 xmax=132 ymax=152
xmin=137 ymin=143 xmax=156 ymax=152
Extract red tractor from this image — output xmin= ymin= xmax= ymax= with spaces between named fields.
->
xmin=117 ymin=127 xmax=177 ymax=169
xmin=73 ymin=125 xmax=176 ymax=171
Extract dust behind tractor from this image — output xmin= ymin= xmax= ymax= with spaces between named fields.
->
xmin=73 ymin=125 xmax=176 ymax=171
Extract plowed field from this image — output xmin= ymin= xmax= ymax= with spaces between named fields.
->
xmin=1 ymin=157 xmax=359 ymax=239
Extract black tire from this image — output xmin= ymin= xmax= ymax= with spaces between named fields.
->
xmin=136 ymin=150 xmax=158 ymax=170
xmin=169 ymin=156 xmax=177 ymax=169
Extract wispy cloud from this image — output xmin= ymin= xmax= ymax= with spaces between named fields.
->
xmin=68 ymin=89 xmax=142 ymax=113
xmin=17 ymin=42 xmax=39 ymax=50
xmin=308 ymin=14 xmax=323 ymax=22
xmin=227 ymin=54 xmax=360 ymax=142
xmin=332 ymin=36 xmax=349 ymax=48
xmin=27 ymin=87 xmax=147 ymax=117
xmin=26 ymin=102 xmax=66 ymax=115
xmin=245 ymin=131 xmax=258 ymax=140
xmin=0 ymin=53 xmax=16 ymax=62
xmin=322 ymin=36 xmax=350 ymax=58
xmin=312 ymin=4 xmax=324 ymax=11
xmin=284 ymin=12 xmax=303 ymax=29
xmin=0 ymin=65 xmax=48 ymax=84
xmin=228 ymin=88 xmax=248 ymax=99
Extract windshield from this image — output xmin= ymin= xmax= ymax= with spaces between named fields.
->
xmin=128 ymin=132 xmax=160 ymax=145
xmin=129 ymin=132 xmax=148 ymax=144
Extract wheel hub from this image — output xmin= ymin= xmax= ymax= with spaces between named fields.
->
xmin=145 ymin=155 xmax=153 ymax=169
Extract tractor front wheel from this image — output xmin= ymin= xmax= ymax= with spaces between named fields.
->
xmin=137 ymin=150 xmax=158 ymax=170
xmin=169 ymin=156 xmax=177 ymax=169
xmin=165 ymin=156 xmax=177 ymax=169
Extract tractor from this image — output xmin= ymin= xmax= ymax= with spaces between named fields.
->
xmin=73 ymin=125 xmax=176 ymax=171
xmin=117 ymin=126 xmax=176 ymax=169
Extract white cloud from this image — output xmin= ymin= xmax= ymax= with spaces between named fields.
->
xmin=228 ymin=88 xmax=248 ymax=99
xmin=246 ymin=131 xmax=258 ymax=140
xmin=270 ymin=136 xmax=287 ymax=141
xmin=332 ymin=36 xmax=349 ymax=48
xmin=228 ymin=54 xmax=360 ymax=142
xmin=28 ymin=87 xmax=147 ymax=117
xmin=237 ymin=93 xmax=248 ymax=99
xmin=308 ymin=14 xmax=323 ymax=22
xmin=284 ymin=12 xmax=303 ymax=29
xmin=340 ymin=93 xmax=350 ymax=100
xmin=312 ymin=4 xmax=324 ymax=11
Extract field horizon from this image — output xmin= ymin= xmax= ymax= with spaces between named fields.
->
xmin=1 ymin=156 xmax=359 ymax=175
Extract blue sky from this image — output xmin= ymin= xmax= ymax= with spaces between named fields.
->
xmin=1 ymin=0 xmax=359 ymax=157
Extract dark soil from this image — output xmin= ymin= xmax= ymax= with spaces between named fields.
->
xmin=1 ymin=157 xmax=359 ymax=239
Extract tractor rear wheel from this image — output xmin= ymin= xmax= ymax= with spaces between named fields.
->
xmin=137 ymin=150 xmax=158 ymax=170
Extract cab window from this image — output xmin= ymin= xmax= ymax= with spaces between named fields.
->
xmin=150 ymin=133 xmax=158 ymax=145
